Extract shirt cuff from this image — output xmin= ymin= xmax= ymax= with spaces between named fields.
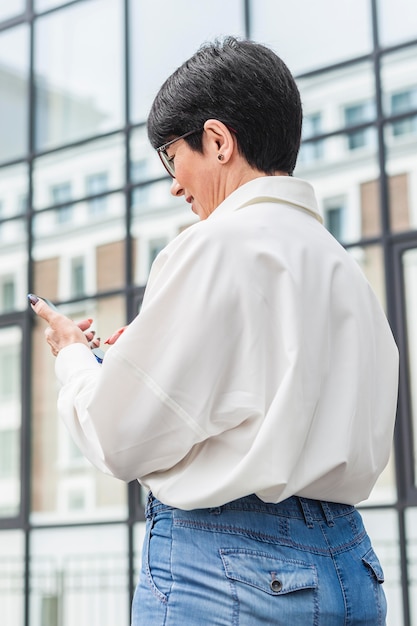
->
xmin=55 ymin=343 xmax=101 ymax=385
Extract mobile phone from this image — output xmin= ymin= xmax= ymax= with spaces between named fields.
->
xmin=31 ymin=295 xmax=105 ymax=363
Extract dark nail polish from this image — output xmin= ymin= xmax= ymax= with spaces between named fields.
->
xmin=27 ymin=294 xmax=39 ymax=305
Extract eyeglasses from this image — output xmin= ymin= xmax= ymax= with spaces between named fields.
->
xmin=156 ymin=128 xmax=203 ymax=178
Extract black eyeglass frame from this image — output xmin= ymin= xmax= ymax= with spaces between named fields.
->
xmin=156 ymin=128 xmax=203 ymax=178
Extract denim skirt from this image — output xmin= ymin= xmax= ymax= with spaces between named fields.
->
xmin=131 ymin=492 xmax=386 ymax=626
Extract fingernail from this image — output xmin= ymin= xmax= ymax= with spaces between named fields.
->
xmin=27 ymin=294 xmax=39 ymax=305
xmin=104 ymin=328 xmax=125 ymax=344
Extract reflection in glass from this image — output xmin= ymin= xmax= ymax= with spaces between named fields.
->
xmin=250 ymin=0 xmax=372 ymax=75
xmin=0 ymin=0 xmax=25 ymax=22
xmin=377 ymin=0 xmax=417 ymax=47
xmin=0 ymin=25 xmax=28 ymax=163
xmin=0 ymin=530 xmax=24 ymax=625
xmin=359 ymin=509 xmax=402 ymax=626
xmin=296 ymin=130 xmax=380 ymax=244
xmin=297 ymin=63 xmax=375 ymax=136
xmin=31 ymin=526 xmax=129 ymax=626
xmin=34 ymin=0 xmax=124 ymax=151
xmin=35 ymin=0 xmax=69 ymax=12
xmin=381 ymin=47 xmax=417 ymax=118
xmin=30 ymin=296 xmax=127 ymax=524
xmin=383 ymin=49 xmax=417 ymax=233
xmin=132 ymin=179 xmax=198 ymax=285
xmin=129 ymin=0 xmax=245 ymax=123
xmin=32 ymin=193 xmax=126 ymax=298
xmin=406 ymin=508 xmax=417 ymax=625
xmin=0 ymin=326 xmax=21 ymax=518
xmin=402 ymin=249 xmax=417 ymax=487
xmin=33 ymin=135 xmax=125 ymax=210
xmin=0 ymin=217 xmax=28 ymax=312
xmin=130 ymin=126 xmax=166 ymax=182
xmin=0 ymin=163 xmax=27 ymax=219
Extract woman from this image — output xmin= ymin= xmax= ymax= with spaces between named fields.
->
xmin=30 ymin=37 xmax=398 ymax=625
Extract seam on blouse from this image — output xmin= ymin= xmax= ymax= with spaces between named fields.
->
xmin=111 ymin=349 xmax=209 ymax=440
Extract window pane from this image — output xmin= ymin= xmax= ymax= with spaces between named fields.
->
xmin=250 ymin=0 xmax=372 ymax=75
xmin=360 ymin=509 xmax=403 ymax=626
xmin=403 ymin=248 xmax=417 ymax=488
xmin=297 ymin=62 xmax=375 ymax=136
xmin=33 ymin=135 xmax=125 ymax=210
xmin=377 ymin=0 xmax=417 ymax=47
xmin=0 ymin=163 xmax=28 ymax=220
xmin=295 ymin=129 xmax=381 ymax=244
xmin=33 ymin=193 xmax=126 ymax=297
xmin=0 ymin=25 xmax=29 ymax=163
xmin=129 ymin=0 xmax=245 ymax=123
xmin=0 ymin=326 xmax=22 ymax=518
xmin=382 ymin=48 xmax=417 ymax=234
xmin=30 ymin=295 xmax=127 ymax=524
xmin=381 ymin=46 xmax=417 ymax=117
xmin=0 ymin=217 xmax=28 ymax=312
xmin=30 ymin=526 xmax=129 ymax=626
xmin=0 ymin=0 xmax=25 ymax=22
xmin=130 ymin=126 xmax=166 ymax=182
xmin=35 ymin=0 xmax=70 ymax=12
xmin=0 ymin=530 xmax=24 ymax=626
xmin=34 ymin=0 xmax=124 ymax=151
xmin=132 ymin=179 xmax=197 ymax=285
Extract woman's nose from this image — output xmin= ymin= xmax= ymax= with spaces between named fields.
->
xmin=170 ymin=178 xmax=184 ymax=197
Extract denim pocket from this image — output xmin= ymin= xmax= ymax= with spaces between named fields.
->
xmin=362 ymin=547 xmax=385 ymax=584
xmin=220 ymin=548 xmax=318 ymax=595
xmin=220 ymin=548 xmax=318 ymax=625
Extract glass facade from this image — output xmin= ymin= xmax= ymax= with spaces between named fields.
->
xmin=0 ymin=0 xmax=416 ymax=624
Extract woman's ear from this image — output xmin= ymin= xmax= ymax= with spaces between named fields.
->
xmin=203 ymin=119 xmax=235 ymax=164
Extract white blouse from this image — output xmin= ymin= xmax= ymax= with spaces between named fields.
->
xmin=55 ymin=176 xmax=399 ymax=509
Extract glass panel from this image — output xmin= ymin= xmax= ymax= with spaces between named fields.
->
xmin=30 ymin=526 xmax=129 ymax=626
xmin=382 ymin=46 xmax=417 ymax=120
xmin=0 ymin=217 xmax=28 ymax=313
xmin=0 ymin=326 xmax=22 ymax=518
xmin=297 ymin=62 xmax=375 ymax=137
xmin=32 ymin=193 xmax=126 ymax=298
xmin=250 ymin=0 xmax=372 ymax=75
xmin=378 ymin=0 xmax=417 ymax=47
xmin=406 ymin=508 xmax=417 ymax=625
xmin=403 ymin=248 xmax=417 ymax=487
xmin=0 ymin=25 xmax=29 ymax=163
xmin=35 ymin=0 xmax=71 ymax=12
xmin=132 ymin=179 xmax=198 ymax=285
xmin=359 ymin=509 xmax=402 ymax=626
xmin=129 ymin=0 xmax=245 ymax=123
xmin=30 ymin=295 xmax=128 ymax=524
xmin=130 ymin=126 xmax=166 ymax=182
xmin=33 ymin=135 xmax=125 ymax=209
xmin=0 ymin=530 xmax=24 ymax=626
xmin=34 ymin=0 xmax=124 ymax=151
xmin=0 ymin=0 xmax=25 ymax=22
xmin=382 ymin=48 xmax=417 ymax=233
xmin=295 ymin=129 xmax=381 ymax=245
xmin=0 ymin=163 xmax=28 ymax=219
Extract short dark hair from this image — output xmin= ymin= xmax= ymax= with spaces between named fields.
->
xmin=147 ymin=37 xmax=302 ymax=175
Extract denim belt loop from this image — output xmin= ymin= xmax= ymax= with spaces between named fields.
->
xmin=298 ymin=497 xmax=315 ymax=528
xmin=320 ymin=500 xmax=335 ymax=527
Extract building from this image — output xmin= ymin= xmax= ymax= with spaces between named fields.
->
xmin=1 ymin=0 xmax=417 ymax=624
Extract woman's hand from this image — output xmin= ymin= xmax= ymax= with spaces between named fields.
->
xmin=28 ymin=294 xmax=98 ymax=357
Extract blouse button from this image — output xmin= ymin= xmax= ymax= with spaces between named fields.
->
xmin=270 ymin=579 xmax=283 ymax=593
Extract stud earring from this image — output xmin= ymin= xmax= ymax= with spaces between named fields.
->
xmin=217 ymin=154 xmax=224 ymax=161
